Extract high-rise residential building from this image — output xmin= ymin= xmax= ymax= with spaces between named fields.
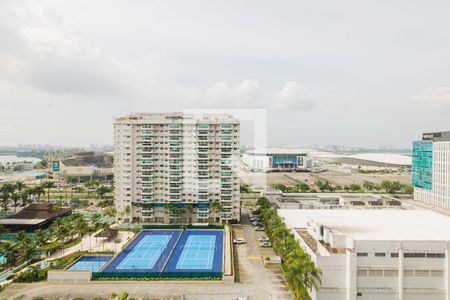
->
xmin=113 ymin=112 xmax=240 ymax=224
xmin=412 ymin=131 xmax=450 ymax=210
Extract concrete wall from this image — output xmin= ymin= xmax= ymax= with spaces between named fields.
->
xmin=47 ymin=270 xmax=91 ymax=283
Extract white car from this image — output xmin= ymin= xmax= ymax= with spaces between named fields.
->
xmin=254 ymin=226 xmax=265 ymax=231
xmin=259 ymin=241 xmax=272 ymax=247
xmin=258 ymin=236 xmax=270 ymax=242
xmin=233 ymin=238 xmax=245 ymax=244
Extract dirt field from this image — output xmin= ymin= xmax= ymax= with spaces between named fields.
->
xmin=240 ymin=169 xmax=411 ymax=188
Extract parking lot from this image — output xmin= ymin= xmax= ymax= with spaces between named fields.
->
xmin=232 ymin=208 xmax=293 ymax=300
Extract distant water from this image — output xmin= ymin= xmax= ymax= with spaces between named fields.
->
xmin=0 ymin=155 xmax=41 ymax=164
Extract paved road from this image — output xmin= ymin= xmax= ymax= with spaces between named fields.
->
xmin=233 ymin=209 xmax=293 ymax=300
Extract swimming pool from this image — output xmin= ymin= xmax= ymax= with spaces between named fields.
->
xmin=21 ymin=171 xmax=47 ymax=177
xmin=68 ymin=255 xmax=113 ymax=272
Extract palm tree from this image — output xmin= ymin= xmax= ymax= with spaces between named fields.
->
xmin=0 ymin=183 xmax=15 ymax=211
xmin=34 ymin=229 xmax=50 ymax=247
xmin=41 ymin=181 xmax=56 ymax=203
xmin=20 ymin=189 xmax=31 ymax=207
xmin=0 ymin=225 xmax=8 ymax=236
xmin=10 ymin=192 xmax=20 ymax=213
xmin=14 ymin=181 xmax=26 ymax=194
xmin=32 ymin=185 xmax=45 ymax=202
xmin=0 ymin=191 xmax=9 ymax=212
xmin=67 ymin=176 xmax=78 ymax=185
xmin=2 ymin=242 xmax=19 ymax=267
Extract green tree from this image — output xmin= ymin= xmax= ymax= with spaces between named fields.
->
xmin=41 ymin=181 xmax=56 ymax=203
xmin=362 ymin=180 xmax=374 ymax=191
xmin=14 ymin=181 xmax=26 ymax=194
xmin=272 ymin=183 xmax=287 ymax=192
xmin=295 ymin=183 xmax=311 ymax=193
xmin=349 ymin=183 xmax=362 ymax=192
xmin=256 ymin=196 xmax=271 ymax=209
xmin=32 ymin=185 xmax=45 ymax=202
xmin=10 ymin=192 xmax=21 ymax=213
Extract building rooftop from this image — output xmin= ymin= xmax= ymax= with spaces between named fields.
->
xmin=0 ymin=203 xmax=72 ymax=226
xmin=114 ymin=112 xmax=239 ymax=124
xmin=278 ymin=209 xmax=450 ymax=241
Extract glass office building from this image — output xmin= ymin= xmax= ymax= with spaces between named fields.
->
xmin=412 ymin=140 xmax=433 ymax=190
xmin=413 ymin=131 xmax=450 ymax=210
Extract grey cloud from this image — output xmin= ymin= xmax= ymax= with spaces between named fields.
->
xmin=274 ymin=81 xmax=316 ymax=110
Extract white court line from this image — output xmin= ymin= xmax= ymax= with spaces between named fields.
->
xmin=177 ymin=235 xmax=216 ymax=269
xmin=117 ymin=235 xmax=171 ymax=270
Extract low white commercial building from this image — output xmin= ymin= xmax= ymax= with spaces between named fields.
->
xmin=278 ymin=209 xmax=450 ymax=300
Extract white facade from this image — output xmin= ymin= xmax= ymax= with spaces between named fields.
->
xmin=414 ymin=142 xmax=450 ymax=210
xmin=114 ymin=112 xmax=240 ymax=224
xmin=278 ymin=209 xmax=450 ymax=300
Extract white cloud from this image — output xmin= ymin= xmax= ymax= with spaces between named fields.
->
xmin=0 ymin=5 xmax=126 ymax=96
xmin=411 ymin=87 xmax=450 ymax=106
xmin=275 ymin=81 xmax=315 ymax=110
xmin=204 ymin=80 xmax=261 ymax=107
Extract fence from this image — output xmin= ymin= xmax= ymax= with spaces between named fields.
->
xmin=92 ymin=271 xmax=222 ymax=280
xmin=141 ymin=224 xmax=224 ymax=230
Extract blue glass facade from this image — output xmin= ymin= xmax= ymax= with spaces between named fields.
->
xmin=271 ymin=154 xmax=299 ymax=168
xmin=412 ymin=141 xmax=433 ymax=190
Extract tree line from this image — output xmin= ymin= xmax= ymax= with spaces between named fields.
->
xmin=0 ymin=179 xmax=114 ymax=212
xmin=256 ymin=197 xmax=321 ymax=300
xmin=0 ymin=212 xmax=111 ymax=269
xmin=272 ymin=179 xmax=413 ymax=194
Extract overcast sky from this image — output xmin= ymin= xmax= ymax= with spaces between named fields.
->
xmin=1 ymin=0 xmax=450 ymax=148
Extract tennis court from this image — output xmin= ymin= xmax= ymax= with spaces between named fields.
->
xmin=103 ymin=229 xmax=182 ymax=273
xmin=68 ymin=255 xmax=112 ymax=272
xmin=165 ymin=229 xmax=223 ymax=273
xmin=116 ymin=235 xmax=171 ymax=270
xmin=176 ymin=235 xmax=216 ymax=269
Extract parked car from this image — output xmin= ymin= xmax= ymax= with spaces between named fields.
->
xmin=252 ymin=222 xmax=262 ymax=227
xmin=259 ymin=241 xmax=272 ymax=247
xmin=250 ymin=217 xmax=260 ymax=221
xmin=258 ymin=236 xmax=270 ymax=242
xmin=233 ymin=238 xmax=246 ymax=244
xmin=255 ymin=226 xmax=265 ymax=231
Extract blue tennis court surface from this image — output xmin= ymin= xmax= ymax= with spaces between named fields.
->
xmin=68 ymin=255 xmax=112 ymax=272
xmin=165 ymin=230 xmax=223 ymax=273
xmin=176 ymin=235 xmax=216 ymax=269
xmin=102 ymin=229 xmax=223 ymax=275
xmin=117 ymin=235 xmax=171 ymax=270
xmin=103 ymin=230 xmax=181 ymax=272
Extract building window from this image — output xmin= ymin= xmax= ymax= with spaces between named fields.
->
xmin=384 ymin=270 xmax=398 ymax=277
xmin=368 ymin=270 xmax=383 ymax=277
xmin=426 ymin=253 xmax=445 ymax=258
xmin=357 ymin=252 xmax=368 ymax=257
xmin=375 ymin=253 xmax=386 ymax=257
xmin=404 ymin=253 xmax=426 ymax=258
xmin=390 ymin=253 xmax=399 ymax=258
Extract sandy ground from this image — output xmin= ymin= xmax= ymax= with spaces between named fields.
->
xmin=240 ymin=169 xmax=411 ymax=188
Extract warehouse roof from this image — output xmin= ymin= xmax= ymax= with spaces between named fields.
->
xmin=278 ymin=209 xmax=450 ymax=241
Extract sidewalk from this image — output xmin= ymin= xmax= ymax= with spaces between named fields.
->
xmin=48 ymin=231 xmax=134 ymax=259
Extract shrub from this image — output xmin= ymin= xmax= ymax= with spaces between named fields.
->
xmin=111 ymin=292 xmax=117 ymax=298
xmin=13 ymin=267 xmax=48 ymax=283
xmin=119 ymin=292 xmax=129 ymax=300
